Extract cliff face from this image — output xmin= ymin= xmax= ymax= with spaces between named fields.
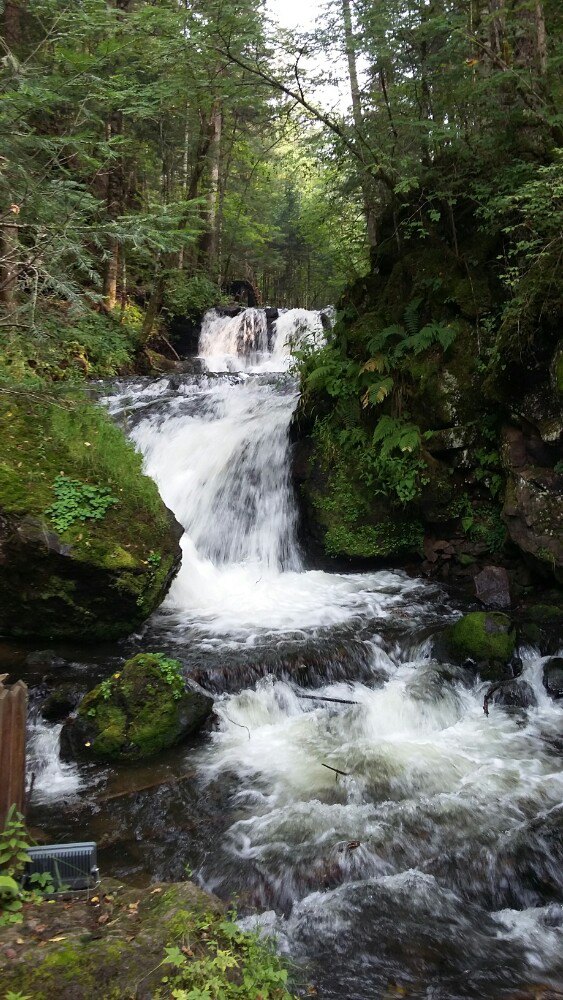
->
xmin=292 ymin=206 xmax=563 ymax=595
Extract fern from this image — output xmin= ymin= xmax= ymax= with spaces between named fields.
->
xmin=404 ymin=296 xmax=423 ymax=335
xmin=362 ymin=377 xmax=394 ymax=408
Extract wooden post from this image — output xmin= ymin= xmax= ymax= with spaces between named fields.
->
xmin=0 ymin=674 xmax=28 ymax=831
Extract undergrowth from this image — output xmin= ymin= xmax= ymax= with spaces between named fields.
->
xmin=155 ymin=909 xmax=296 ymax=1000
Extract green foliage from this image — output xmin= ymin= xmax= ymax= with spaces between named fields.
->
xmin=163 ymin=275 xmax=224 ymax=319
xmin=45 ymin=475 xmax=117 ymax=534
xmin=151 ymin=653 xmax=186 ymax=700
xmin=0 ymin=806 xmax=31 ymax=877
xmin=155 ymin=910 xmax=295 ymax=1000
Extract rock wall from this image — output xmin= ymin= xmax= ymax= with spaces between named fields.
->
xmin=292 ymin=213 xmax=563 ymax=596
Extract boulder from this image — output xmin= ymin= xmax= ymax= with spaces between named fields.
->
xmin=41 ymin=683 xmax=83 ymax=723
xmin=487 ymin=679 xmax=537 ymax=711
xmin=437 ymin=612 xmax=516 ymax=680
xmin=474 ymin=565 xmax=511 ymax=609
xmin=501 ymin=425 xmax=563 ymax=583
xmin=543 ymin=657 xmax=563 ymax=700
xmin=518 ymin=603 xmax=563 ymax=654
xmin=0 ymin=394 xmax=183 ymax=641
xmin=61 ymin=653 xmax=213 ymax=761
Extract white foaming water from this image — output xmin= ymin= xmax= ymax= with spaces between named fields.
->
xmin=200 ymin=307 xmax=325 ymax=373
xmin=28 ymin=720 xmax=82 ymax=803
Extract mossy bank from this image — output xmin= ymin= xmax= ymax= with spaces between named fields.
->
xmin=0 ymin=879 xmax=297 ymax=1000
xmin=0 ymin=390 xmax=182 ymax=641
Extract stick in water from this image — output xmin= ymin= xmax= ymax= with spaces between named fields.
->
xmin=298 ymin=694 xmax=359 ymax=705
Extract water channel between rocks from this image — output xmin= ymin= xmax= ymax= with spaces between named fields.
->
xmin=28 ymin=307 xmax=563 ymax=999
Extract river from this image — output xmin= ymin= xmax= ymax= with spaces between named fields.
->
xmin=28 ymin=307 xmax=563 ymax=999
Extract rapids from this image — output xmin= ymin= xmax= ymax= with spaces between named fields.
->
xmin=28 ymin=307 xmax=562 ymax=999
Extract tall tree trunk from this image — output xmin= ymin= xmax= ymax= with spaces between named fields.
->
xmin=535 ymin=0 xmax=547 ymax=74
xmin=206 ymin=97 xmax=222 ymax=279
xmin=104 ymin=114 xmax=122 ymax=311
xmin=1 ymin=4 xmax=23 ymax=309
xmin=341 ymin=0 xmax=378 ymax=249
xmin=103 ymin=0 xmax=131 ymax=309
xmin=3 ymin=1 xmax=22 ymax=51
xmin=0 ymin=208 xmax=19 ymax=309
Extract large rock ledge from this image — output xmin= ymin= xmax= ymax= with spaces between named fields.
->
xmin=0 ymin=393 xmax=183 ymax=641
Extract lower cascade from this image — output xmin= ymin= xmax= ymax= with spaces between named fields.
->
xmin=29 ymin=307 xmax=562 ymax=999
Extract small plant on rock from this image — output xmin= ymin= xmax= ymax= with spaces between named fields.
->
xmin=45 ymin=474 xmax=117 ymax=533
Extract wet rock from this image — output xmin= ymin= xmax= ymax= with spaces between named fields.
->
xmin=543 ymin=657 xmax=563 ymax=700
xmin=436 ymin=612 xmax=516 ymax=679
xmin=487 ymin=679 xmax=537 ymax=711
xmin=501 ymin=425 xmax=563 ymax=583
xmin=474 ymin=566 xmax=511 ymax=609
xmin=25 ymin=649 xmax=67 ymax=672
xmin=518 ymin=603 xmax=563 ymax=654
xmin=502 ymin=467 xmax=563 ymax=581
xmin=61 ymin=653 xmax=213 ymax=762
xmin=41 ymin=683 xmax=83 ymax=723
xmin=0 ymin=392 xmax=184 ymax=641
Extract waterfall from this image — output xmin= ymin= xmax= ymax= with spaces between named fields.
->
xmin=88 ymin=306 xmax=563 ymax=999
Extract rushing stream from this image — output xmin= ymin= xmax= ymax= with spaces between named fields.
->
xmin=28 ymin=307 xmax=563 ymax=998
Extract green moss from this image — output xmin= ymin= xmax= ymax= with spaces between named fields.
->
xmin=0 ymin=390 xmax=180 ymax=640
xmin=309 ymin=458 xmax=423 ymax=560
xmin=444 ymin=612 xmax=516 ymax=664
xmin=0 ymin=881 xmax=296 ymax=1000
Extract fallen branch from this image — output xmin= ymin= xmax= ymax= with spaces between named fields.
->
xmin=321 ymin=763 xmax=350 ymax=779
xmin=219 ymin=709 xmax=251 ymax=740
xmin=298 ymin=694 xmax=359 ymax=706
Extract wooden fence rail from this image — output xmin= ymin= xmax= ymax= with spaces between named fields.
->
xmin=0 ymin=674 xmax=28 ymax=830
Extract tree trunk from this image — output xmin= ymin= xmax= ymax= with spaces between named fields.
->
xmin=535 ymin=0 xmax=547 ymax=74
xmin=103 ymin=0 xmax=132 ymax=309
xmin=341 ymin=0 xmax=378 ymax=249
xmin=205 ymin=97 xmax=223 ymax=278
xmin=0 ymin=217 xmax=19 ymax=309
xmin=104 ymin=113 xmax=122 ymax=311
xmin=3 ymin=1 xmax=22 ymax=51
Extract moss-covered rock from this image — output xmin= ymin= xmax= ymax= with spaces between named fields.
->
xmin=0 ymin=393 xmax=182 ymax=640
xmin=439 ymin=612 xmax=516 ymax=674
xmin=61 ymin=653 xmax=213 ymax=762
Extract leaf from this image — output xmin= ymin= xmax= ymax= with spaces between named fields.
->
xmin=361 ymin=355 xmax=386 ymax=373
xmin=163 ymin=946 xmax=186 ymax=968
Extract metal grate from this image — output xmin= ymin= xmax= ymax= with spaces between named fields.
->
xmin=23 ymin=842 xmax=99 ymax=891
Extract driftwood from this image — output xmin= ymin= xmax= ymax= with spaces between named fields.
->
xmin=298 ymin=694 xmax=359 ymax=706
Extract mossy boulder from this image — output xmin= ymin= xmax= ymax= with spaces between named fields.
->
xmin=0 ymin=393 xmax=182 ymax=640
xmin=61 ymin=653 xmax=213 ymax=761
xmin=438 ymin=612 xmax=516 ymax=677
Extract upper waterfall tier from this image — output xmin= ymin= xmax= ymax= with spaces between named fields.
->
xmin=199 ymin=306 xmax=330 ymax=373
